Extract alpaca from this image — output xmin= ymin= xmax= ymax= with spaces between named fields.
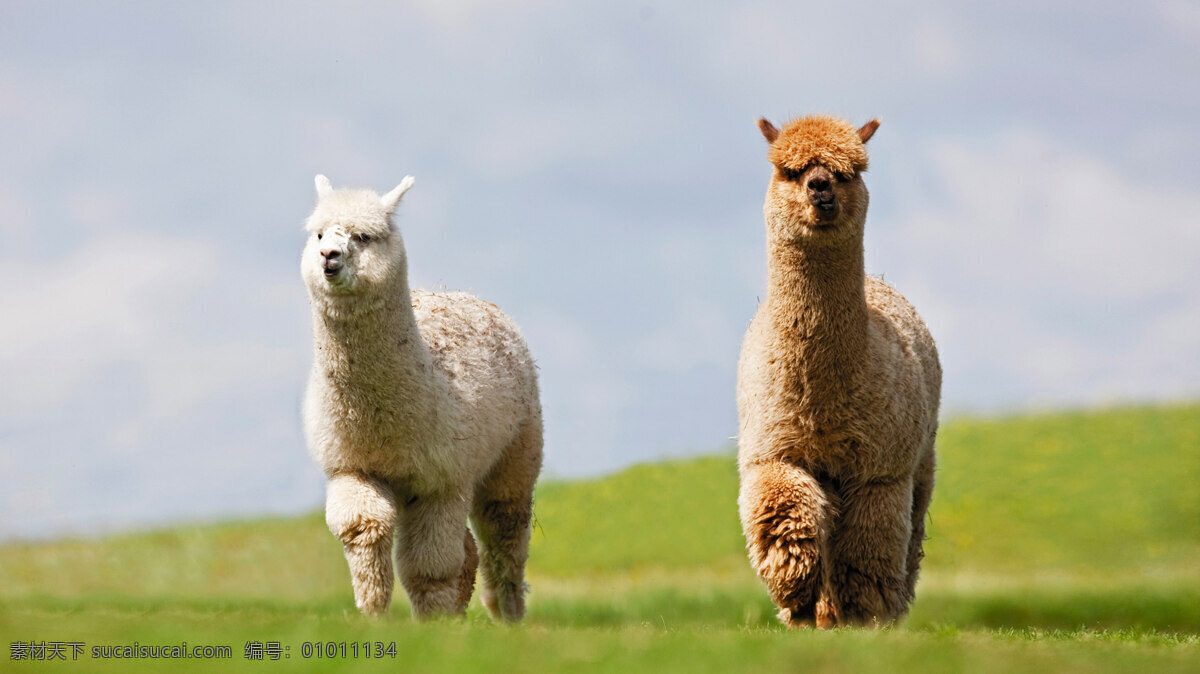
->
xmin=736 ymin=116 xmax=941 ymax=628
xmin=301 ymin=174 xmax=543 ymax=622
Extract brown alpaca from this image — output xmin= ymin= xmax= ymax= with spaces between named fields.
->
xmin=736 ymin=115 xmax=941 ymax=628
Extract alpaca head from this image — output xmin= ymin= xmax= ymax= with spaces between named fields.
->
xmin=301 ymin=174 xmax=415 ymax=299
xmin=758 ymin=115 xmax=879 ymax=245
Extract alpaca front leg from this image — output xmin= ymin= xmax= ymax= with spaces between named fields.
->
xmin=396 ymin=493 xmax=473 ymax=620
xmin=325 ymin=473 xmax=398 ymax=616
xmin=828 ymin=478 xmax=914 ymax=625
xmin=739 ymin=460 xmax=832 ymax=628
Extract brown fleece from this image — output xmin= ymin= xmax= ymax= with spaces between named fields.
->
xmin=737 ymin=115 xmax=942 ymax=628
xmin=457 ymin=531 xmax=479 ymax=614
xmin=766 ymin=115 xmax=871 ymax=176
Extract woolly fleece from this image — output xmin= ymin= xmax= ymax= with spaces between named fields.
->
xmin=737 ymin=116 xmax=941 ymax=628
xmin=302 ymin=175 xmax=543 ymax=622
xmin=765 ymin=115 xmax=871 ymax=176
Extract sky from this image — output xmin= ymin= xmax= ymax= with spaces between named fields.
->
xmin=1 ymin=1 xmax=1197 ymax=540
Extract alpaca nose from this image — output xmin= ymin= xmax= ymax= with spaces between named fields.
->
xmin=806 ymin=168 xmax=837 ymax=217
xmin=321 ymin=248 xmax=343 ymax=275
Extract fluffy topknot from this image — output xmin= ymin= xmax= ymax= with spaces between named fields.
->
xmin=305 ymin=189 xmax=392 ymax=237
xmin=764 ymin=115 xmax=873 ymax=176
xmin=304 ymin=175 xmax=415 ymax=237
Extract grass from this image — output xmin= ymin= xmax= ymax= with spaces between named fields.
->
xmin=1 ymin=403 xmax=1198 ymax=671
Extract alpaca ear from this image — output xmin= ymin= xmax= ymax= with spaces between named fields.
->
xmin=758 ymin=118 xmax=780 ymax=144
xmin=315 ymin=174 xmax=333 ymax=199
xmin=380 ymin=176 xmax=415 ymax=214
xmin=858 ymin=119 xmax=881 ymax=143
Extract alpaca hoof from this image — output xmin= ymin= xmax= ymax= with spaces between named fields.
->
xmin=481 ymin=588 xmax=498 ymax=615
xmin=778 ymin=607 xmax=815 ymax=629
xmin=482 ymin=583 xmax=527 ymax=622
xmin=408 ymin=583 xmax=462 ymax=621
xmin=815 ymin=595 xmax=838 ymax=629
xmin=355 ymin=596 xmax=390 ymax=617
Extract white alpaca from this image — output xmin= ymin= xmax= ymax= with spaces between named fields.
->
xmin=301 ymin=175 xmax=543 ymax=621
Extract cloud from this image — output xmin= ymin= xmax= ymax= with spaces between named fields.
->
xmin=406 ymin=0 xmax=547 ymax=31
xmin=1157 ymin=0 xmax=1200 ymax=43
xmin=0 ymin=232 xmax=315 ymax=539
xmin=0 ymin=235 xmax=214 ymax=416
xmin=519 ymin=308 xmax=638 ymax=476
xmin=635 ymin=296 xmax=738 ymax=374
xmin=874 ymin=128 xmax=1200 ymax=408
xmin=2 ymin=1 xmax=1198 ymax=539
xmin=911 ymin=16 xmax=971 ymax=80
xmin=633 ymin=233 xmax=758 ymax=375
xmin=0 ymin=230 xmax=307 ymax=423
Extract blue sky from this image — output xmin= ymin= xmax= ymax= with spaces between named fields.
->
xmin=2 ymin=1 xmax=1198 ymax=539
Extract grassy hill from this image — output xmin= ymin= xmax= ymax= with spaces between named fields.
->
xmin=2 ymin=404 xmax=1198 ymax=671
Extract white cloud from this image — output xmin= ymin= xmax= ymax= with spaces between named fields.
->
xmin=0 ymin=235 xmax=214 ymax=415
xmin=907 ymin=130 xmax=1200 ymax=301
xmin=911 ymin=17 xmax=970 ymax=79
xmin=0 ymin=231 xmax=308 ymax=436
xmin=635 ymin=296 xmax=738 ymax=373
xmin=876 ymin=129 xmax=1200 ymax=408
xmin=1157 ymin=0 xmax=1200 ymax=43
xmin=0 ymin=231 xmax=314 ymax=539
xmin=520 ymin=308 xmax=638 ymax=476
xmin=3 ymin=0 xmax=1198 ymax=539
xmin=0 ymin=186 xmax=30 ymax=233
xmin=406 ymin=0 xmax=548 ymax=30
xmin=709 ymin=2 xmax=978 ymax=110
xmin=633 ymin=234 xmax=755 ymax=374
xmin=1102 ymin=293 xmax=1200 ymax=401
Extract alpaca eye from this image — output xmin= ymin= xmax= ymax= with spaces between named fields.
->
xmin=835 ymin=172 xmax=850 ymax=182
xmin=782 ymin=166 xmax=807 ymax=182
xmin=316 ymin=232 xmax=323 ymax=240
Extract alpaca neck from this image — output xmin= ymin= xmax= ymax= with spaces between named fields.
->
xmin=311 ymin=279 xmax=437 ymax=404
xmin=765 ymin=234 xmax=869 ymax=405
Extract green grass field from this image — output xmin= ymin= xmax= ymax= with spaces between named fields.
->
xmin=2 ymin=404 xmax=1198 ymax=672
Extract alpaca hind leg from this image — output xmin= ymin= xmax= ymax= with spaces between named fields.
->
xmin=396 ymin=493 xmax=472 ymax=620
xmin=739 ymin=460 xmax=832 ymax=628
xmin=471 ymin=496 xmax=534 ymax=622
xmin=905 ymin=447 xmax=936 ymax=601
xmin=828 ymin=478 xmax=914 ymax=626
xmin=325 ymin=473 xmax=398 ymax=616
xmin=471 ymin=422 xmax=542 ymax=622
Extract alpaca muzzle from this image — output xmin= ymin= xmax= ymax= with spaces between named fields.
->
xmin=322 ymin=249 xmax=344 ymax=277
xmin=807 ymin=170 xmax=838 ymax=222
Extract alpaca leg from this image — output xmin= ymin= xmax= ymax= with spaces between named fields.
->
xmin=392 ymin=493 xmax=479 ymax=616
xmin=325 ymin=473 xmax=398 ymax=616
xmin=396 ymin=492 xmax=472 ymax=620
xmin=456 ymin=530 xmax=480 ymax=614
xmin=828 ymin=479 xmax=914 ymax=625
xmin=471 ymin=495 xmax=534 ymax=622
xmin=471 ymin=422 xmax=542 ymax=622
xmin=739 ymin=460 xmax=832 ymax=628
xmin=904 ymin=447 xmax=936 ymax=600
